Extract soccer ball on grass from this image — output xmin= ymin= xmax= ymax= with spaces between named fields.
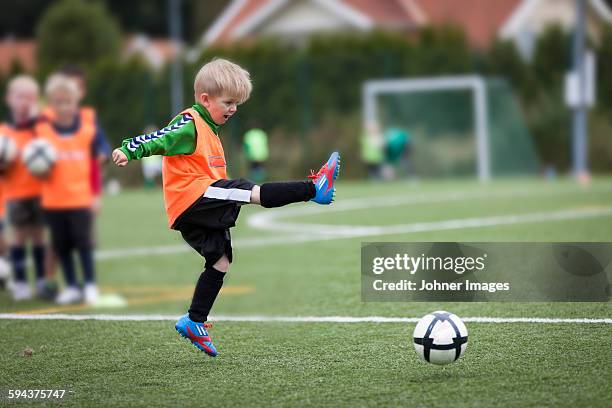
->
xmin=413 ymin=311 xmax=468 ymax=365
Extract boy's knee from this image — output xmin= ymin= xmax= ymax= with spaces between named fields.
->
xmin=213 ymin=255 xmax=230 ymax=272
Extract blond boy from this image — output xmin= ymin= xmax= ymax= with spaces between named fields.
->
xmin=112 ymin=58 xmax=340 ymax=357
xmin=37 ymin=74 xmax=103 ymax=305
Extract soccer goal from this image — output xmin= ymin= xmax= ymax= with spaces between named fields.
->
xmin=362 ymin=75 xmax=539 ymax=181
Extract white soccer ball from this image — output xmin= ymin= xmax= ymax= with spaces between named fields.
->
xmin=22 ymin=139 xmax=57 ymax=177
xmin=413 ymin=311 xmax=468 ymax=365
xmin=0 ymin=134 xmax=18 ymax=170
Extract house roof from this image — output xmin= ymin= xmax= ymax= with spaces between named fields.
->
xmin=231 ymin=0 xmax=373 ymax=39
xmin=204 ymin=0 xmax=271 ymax=45
xmin=0 ymin=39 xmax=36 ymax=73
xmin=202 ymin=0 xmax=522 ymax=46
xmin=415 ymin=0 xmax=522 ymax=48
xmin=203 ymin=0 xmax=612 ymax=48
xmin=343 ymin=0 xmax=416 ymax=27
xmin=203 ymin=0 xmax=420 ymax=45
xmin=501 ymin=0 xmax=612 ymax=39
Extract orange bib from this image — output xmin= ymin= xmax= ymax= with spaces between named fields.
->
xmin=36 ymin=119 xmax=94 ymax=209
xmin=0 ymin=181 xmax=4 ymax=218
xmin=163 ymin=108 xmax=227 ymax=228
xmin=0 ymin=122 xmax=42 ymax=200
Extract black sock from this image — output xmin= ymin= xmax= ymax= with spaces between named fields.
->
xmin=188 ymin=267 xmax=226 ymax=322
xmin=32 ymin=246 xmax=45 ymax=280
xmin=260 ymin=181 xmax=316 ymax=208
xmin=77 ymin=248 xmax=95 ymax=284
xmin=10 ymin=246 xmax=26 ymax=282
xmin=58 ymin=250 xmax=77 ymax=287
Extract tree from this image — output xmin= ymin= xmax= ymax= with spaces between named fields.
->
xmin=413 ymin=25 xmax=473 ymax=75
xmin=36 ymin=0 xmax=121 ymax=73
xmin=531 ymin=24 xmax=571 ymax=92
xmin=486 ymin=39 xmax=532 ymax=99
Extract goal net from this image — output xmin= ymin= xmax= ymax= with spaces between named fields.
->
xmin=362 ymin=76 xmax=539 ymax=180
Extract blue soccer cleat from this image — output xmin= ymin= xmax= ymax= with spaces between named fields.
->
xmin=308 ymin=152 xmax=340 ymax=204
xmin=175 ymin=314 xmax=218 ymax=357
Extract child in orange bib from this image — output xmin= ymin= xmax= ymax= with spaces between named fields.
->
xmin=39 ymin=74 xmax=103 ymax=306
xmin=1 ymin=75 xmax=47 ymax=301
xmin=113 ymin=58 xmax=340 ymax=357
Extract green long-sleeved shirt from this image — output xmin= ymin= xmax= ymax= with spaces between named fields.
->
xmin=119 ymin=103 xmax=220 ymax=161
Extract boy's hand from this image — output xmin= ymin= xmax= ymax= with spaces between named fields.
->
xmin=112 ymin=148 xmax=128 ymax=167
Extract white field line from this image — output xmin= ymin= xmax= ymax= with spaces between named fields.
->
xmin=246 ymin=183 xmax=612 ymax=230
xmin=0 ymin=313 xmax=610 ymax=324
xmin=93 ymin=185 xmax=612 ymax=261
xmin=246 ymin=206 xmax=612 ymax=237
xmin=95 ymin=206 xmax=612 ymax=261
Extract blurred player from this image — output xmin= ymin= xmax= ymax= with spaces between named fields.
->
xmin=37 ymin=74 xmax=102 ymax=305
xmin=41 ymin=67 xmax=110 ymax=295
xmin=243 ymin=120 xmax=269 ymax=183
xmin=0 ymin=75 xmax=48 ymax=301
xmin=112 ymin=58 xmax=340 ymax=357
xmin=384 ymin=127 xmax=412 ymax=179
xmin=360 ymin=120 xmax=384 ymax=180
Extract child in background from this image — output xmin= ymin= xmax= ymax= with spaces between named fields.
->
xmin=0 ymin=75 xmax=48 ymax=301
xmin=113 ymin=58 xmax=340 ymax=357
xmin=243 ymin=121 xmax=269 ymax=183
xmin=40 ymin=67 xmax=110 ymax=296
xmin=37 ymin=74 xmax=102 ymax=305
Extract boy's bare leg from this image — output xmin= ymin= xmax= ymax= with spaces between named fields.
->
xmin=212 ymin=254 xmax=230 ymax=273
xmin=250 ymin=185 xmax=261 ymax=205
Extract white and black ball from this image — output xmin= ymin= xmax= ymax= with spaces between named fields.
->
xmin=22 ymin=139 xmax=57 ymax=177
xmin=413 ymin=311 xmax=468 ymax=365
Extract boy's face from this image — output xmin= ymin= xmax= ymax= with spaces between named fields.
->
xmin=199 ymin=93 xmax=238 ymax=125
xmin=6 ymin=85 xmax=38 ymax=122
xmin=48 ymin=89 xmax=79 ymax=124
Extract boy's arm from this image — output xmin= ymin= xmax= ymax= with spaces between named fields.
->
xmin=116 ymin=114 xmax=197 ymax=162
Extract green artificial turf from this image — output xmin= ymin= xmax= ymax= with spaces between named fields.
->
xmin=1 ymin=178 xmax=611 ymax=406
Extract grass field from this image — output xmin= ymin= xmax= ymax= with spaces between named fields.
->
xmin=1 ymin=178 xmax=611 ymax=407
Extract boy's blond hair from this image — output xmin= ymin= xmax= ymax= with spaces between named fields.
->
xmin=45 ymin=74 xmax=80 ymax=99
xmin=194 ymin=58 xmax=252 ymax=104
xmin=7 ymin=75 xmax=39 ymax=95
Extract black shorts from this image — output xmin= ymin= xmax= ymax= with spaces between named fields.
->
xmin=44 ymin=209 xmax=93 ymax=254
xmin=8 ymin=197 xmax=44 ymax=228
xmin=173 ymin=179 xmax=255 ymax=267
